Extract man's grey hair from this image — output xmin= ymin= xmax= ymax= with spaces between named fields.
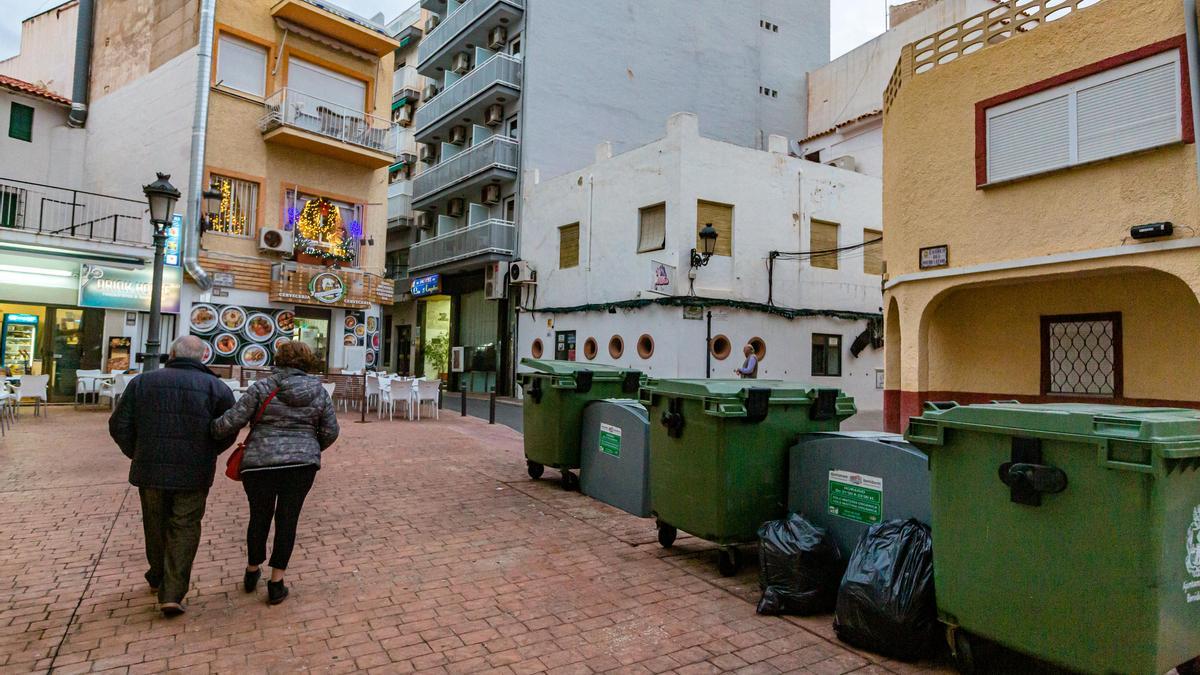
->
xmin=170 ymin=335 xmax=207 ymax=361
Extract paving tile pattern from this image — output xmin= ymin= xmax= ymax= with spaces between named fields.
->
xmin=0 ymin=408 xmax=955 ymax=674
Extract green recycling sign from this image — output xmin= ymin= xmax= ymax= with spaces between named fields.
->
xmin=828 ymin=470 xmax=883 ymax=525
xmin=599 ymin=423 xmax=622 ymax=457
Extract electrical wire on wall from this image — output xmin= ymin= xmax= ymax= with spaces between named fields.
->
xmin=767 ymin=236 xmax=882 ymax=306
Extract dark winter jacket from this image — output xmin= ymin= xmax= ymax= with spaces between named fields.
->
xmin=109 ymin=358 xmax=237 ymax=490
xmin=211 ymin=367 xmax=339 ymax=472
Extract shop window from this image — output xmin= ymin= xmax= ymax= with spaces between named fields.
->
xmin=583 ymin=337 xmax=597 ymax=360
xmin=696 ymin=200 xmax=732 ymax=256
xmin=8 ymin=102 xmax=33 ymax=142
xmin=810 ymin=220 xmax=839 ymax=270
xmin=710 ymin=334 xmax=731 ymax=360
xmin=1041 ymin=313 xmax=1122 ymax=397
xmin=812 ymin=334 xmax=841 ymax=377
xmin=559 ymin=222 xmax=580 ymax=269
xmin=608 ymin=335 xmax=623 ymax=359
xmin=637 ymin=203 xmax=666 ymax=253
xmin=215 ymin=33 xmax=268 ymax=97
xmin=863 ymin=228 xmax=883 ymax=275
xmin=208 ymin=174 xmax=259 ymax=237
xmin=637 ymin=334 xmax=654 ymax=359
xmin=555 ymin=330 xmax=577 ymax=360
xmin=749 ymin=336 xmax=766 ymax=361
xmin=531 ymin=338 xmax=543 ymax=359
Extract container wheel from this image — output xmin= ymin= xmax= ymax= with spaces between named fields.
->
xmin=717 ymin=547 xmax=741 ymax=577
xmin=948 ymin=626 xmax=977 ymax=674
xmin=526 ymin=461 xmax=544 ymax=480
xmin=560 ymin=470 xmax=579 ymax=491
xmin=656 ymin=521 xmax=677 ymax=548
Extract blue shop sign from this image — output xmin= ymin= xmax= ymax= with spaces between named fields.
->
xmin=411 ymin=273 xmax=441 ymax=297
xmin=6 ymin=314 xmax=38 ymax=324
xmin=163 ymin=213 xmax=183 ymax=266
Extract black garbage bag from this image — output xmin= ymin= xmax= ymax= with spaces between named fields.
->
xmin=833 ymin=518 xmax=937 ymax=661
xmin=756 ymin=513 xmax=843 ymax=615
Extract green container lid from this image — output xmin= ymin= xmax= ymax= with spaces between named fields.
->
xmin=908 ymin=402 xmax=1200 ymax=446
xmin=519 ymin=358 xmax=641 ymax=380
xmin=640 ymin=378 xmax=855 ymax=419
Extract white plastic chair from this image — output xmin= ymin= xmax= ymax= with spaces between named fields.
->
xmin=414 ymin=379 xmax=440 ymax=420
xmin=98 ymin=373 xmax=136 ymax=409
xmin=390 ymin=376 xmax=416 ymax=420
xmin=376 ymin=377 xmax=397 ymax=421
xmin=321 ymin=381 xmax=336 ymax=409
xmin=365 ymin=373 xmax=381 ymax=412
xmin=74 ymin=369 xmax=105 ymax=404
xmin=14 ymin=374 xmax=49 ymax=417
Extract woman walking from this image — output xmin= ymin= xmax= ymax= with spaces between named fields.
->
xmin=212 ymin=341 xmax=338 ymax=604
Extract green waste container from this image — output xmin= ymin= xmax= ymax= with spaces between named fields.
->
xmin=518 ymin=358 xmax=643 ymax=489
xmin=640 ymin=379 xmax=855 ymax=576
xmin=906 ymin=402 xmax=1200 ymax=675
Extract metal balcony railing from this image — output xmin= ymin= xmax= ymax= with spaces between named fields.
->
xmin=0 ymin=177 xmax=151 ymax=246
xmin=415 ymin=53 xmax=521 ymax=131
xmin=260 ymin=88 xmax=397 ymax=155
xmin=418 ymin=0 xmax=524 ymax=66
xmin=409 ymin=218 xmax=515 ymax=271
xmin=413 ymin=135 xmax=518 ymax=201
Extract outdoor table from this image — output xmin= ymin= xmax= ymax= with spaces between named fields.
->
xmin=75 ymin=375 xmax=114 ymax=408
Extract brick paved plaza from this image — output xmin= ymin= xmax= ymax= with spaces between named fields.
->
xmin=0 ymin=409 xmax=951 ymax=674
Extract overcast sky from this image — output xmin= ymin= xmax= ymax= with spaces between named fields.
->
xmin=0 ymin=1 xmax=889 ymax=63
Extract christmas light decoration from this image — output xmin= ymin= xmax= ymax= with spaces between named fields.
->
xmin=293 ymin=197 xmax=353 ymax=262
xmin=211 ymin=177 xmax=247 ymax=235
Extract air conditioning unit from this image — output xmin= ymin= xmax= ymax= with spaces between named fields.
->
xmin=826 ymin=155 xmax=857 ymax=172
xmin=418 ymin=143 xmax=437 ymax=163
xmin=447 ymin=197 xmax=464 ymax=217
xmin=422 ymin=82 xmax=439 ymax=100
xmin=509 ymin=260 xmax=536 ymax=284
xmin=487 ymin=25 xmax=508 ymax=50
xmin=449 ymin=125 xmax=467 ymax=145
xmin=483 ymin=261 xmax=507 ymax=299
xmin=258 ymin=227 xmax=294 ymax=255
xmin=482 ymin=183 xmax=501 ymax=205
xmin=451 ymin=52 xmax=471 ymax=75
xmin=484 ymin=104 xmax=504 ymax=127
xmin=425 ymin=14 xmax=440 ymax=32
xmin=415 ymin=212 xmax=431 ymax=230
xmin=393 ymin=103 xmax=413 ymax=126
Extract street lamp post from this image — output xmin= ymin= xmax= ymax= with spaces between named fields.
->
xmin=141 ymin=173 xmax=181 ymax=371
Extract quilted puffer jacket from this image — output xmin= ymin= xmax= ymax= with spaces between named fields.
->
xmin=211 ymin=367 xmax=339 ymax=471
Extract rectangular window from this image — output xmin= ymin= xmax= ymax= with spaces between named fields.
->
xmin=509 ymin=35 xmax=522 ymax=58
xmin=8 ymin=102 xmax=33 ymax=142
xmin=216 ymin=34 xmax=268 ymax=97
xmin=506 ymin=114 xmax=519 ymax=140
xmin=288 ymin=57 xmax=367 ymax=113
xmin=0 ymin=186 xmax=24 ymax=228
xmin=637 ymin=203 xmax=666 ymax=253
xmin=812 ymin=334 xmax=842 ymax=377
xmin=559 ymin=222 xmax=580 ymax=269
xmin=1041 ymin=313 xmax=1122 ymax=397
xmin=863 ymin=228 xmax=883 ymax=275
xmin=696 ymin=200 xmax=732 ymax=257
xmin=208 ymin=174 xmax=259 ymax=237
xmin=810 ymin=220 xmax=839 ymax=270
xmin=985 ymin=50 xmax=1182 ymax=184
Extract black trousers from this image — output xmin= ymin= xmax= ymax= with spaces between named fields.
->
xmin=138 ymin=487 xmax=209 ymax=604
xmin=242 ymin=466 xmax=317 ymax=570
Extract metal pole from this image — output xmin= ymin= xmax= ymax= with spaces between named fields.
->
xmin=143 ymin=228 xmax=167 ymax=371
xmin=1184 ymin=0 xmax=1200 ymax=192
xmin=488 ymin=389 xmax=496 ymax=424
xmin=360 ymin=374 xmax=367 ymax=423
xmin=460 ymin=388 xmax=467 ymax=416
xmin=705 ymin=311 xmax=712 ymax=378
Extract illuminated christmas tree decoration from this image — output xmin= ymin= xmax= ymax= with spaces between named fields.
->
xmin=293 ymin=196 xmax=352 ymax=262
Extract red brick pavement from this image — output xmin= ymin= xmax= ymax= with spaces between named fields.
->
xmin=0 ymin=409 xmax=954 ymax=674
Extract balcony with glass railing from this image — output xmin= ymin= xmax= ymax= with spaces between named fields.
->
xmin=392 ymin=66 xmax=423 ymax=104
xmin=414 ymin=53 xmax=520 ymax=139
xmin=413 ymin=135 xmax=518 ymax=207
xmin=259 ymin=88 xmax=397 ymax=168
xmin=417 ymin=0 xmax=524 ymax=73
xmin=409 ymin=218 xmax=515 ymax=273
xmin=388 ymin=180 xmax=414 ymax=226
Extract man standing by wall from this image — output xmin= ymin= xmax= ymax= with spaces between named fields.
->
xmin=109 ymin=336 xmax=236 ymax=616
xmin=735 ymin=344 xmax=759 ymax=379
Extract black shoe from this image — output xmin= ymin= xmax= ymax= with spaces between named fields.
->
xmin=159 ymin=602 xmax=186 ymax=617
xmin=243 ymin=568 xmax=261 ymax=593
xmin=267 ymin=580 xmax=289 ymax=605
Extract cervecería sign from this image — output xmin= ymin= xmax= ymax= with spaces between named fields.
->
xmin=270 ymin=263 xmax=372 ymax=309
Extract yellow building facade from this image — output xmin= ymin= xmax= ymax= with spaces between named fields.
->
xmin=882 ymin=0 xmax=1200 ymax=431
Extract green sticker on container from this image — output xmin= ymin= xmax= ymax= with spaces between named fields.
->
xmin=599 ymin=423 xmax=622 ymax=457
xmin=828 ymin=470 xmax=883 ymax=525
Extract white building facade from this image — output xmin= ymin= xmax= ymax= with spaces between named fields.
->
xmin=516 ymin=114 xmax=884 ymax=422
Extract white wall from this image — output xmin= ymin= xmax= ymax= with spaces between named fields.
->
xmin=800 ymin=116 xmax=883 ymax=178
xmin=0 ymin=2 xmax=79 ymax=99
xmin=0 ymin=92 xmax=85 ymax=186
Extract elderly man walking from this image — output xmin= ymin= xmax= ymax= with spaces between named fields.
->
xmin=109 ymin=335 xmax=236 ymax=616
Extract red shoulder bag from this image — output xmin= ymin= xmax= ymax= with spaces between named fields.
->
xmin=225 ymin=389 xmax=278 ymax=482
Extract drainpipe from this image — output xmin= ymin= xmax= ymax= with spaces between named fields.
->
xmin=66 ymin=0 xmax=95 ymax=127
xmin=183 ymin=0 xmax=217 ymax=290
xmin=1185 ymin=0 xmax=1200 ymax=191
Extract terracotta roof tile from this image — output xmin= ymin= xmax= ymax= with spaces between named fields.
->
xmin=0 ymin=74 xmax=71 ymax=107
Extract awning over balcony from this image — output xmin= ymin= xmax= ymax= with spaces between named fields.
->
xmin=271 ymin=0 xmax=399 ymax=57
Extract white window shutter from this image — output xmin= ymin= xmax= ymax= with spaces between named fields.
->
xmin=987 ymin=95 xmax=1071 ymax=183
xmin=1076 ymin=61 xmax=1180 ymax=163
xmin=216 ymin=35 xmax=267 ymax=97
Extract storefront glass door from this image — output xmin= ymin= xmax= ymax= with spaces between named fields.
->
xmin=418 ymin=296 xmax=451 ymax=381
xmin=48 ymin=307 xmax=103 ymax=401
xmin=293 ymin=316 xmax=330 ymax=367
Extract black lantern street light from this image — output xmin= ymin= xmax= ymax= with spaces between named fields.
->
xmin=201 ymin=180 xmax=223 ymax=232
xmin=141 ymin=172 xmax=181 ymax=371
xmin=690 ymin=223 xmax=719 ymax=269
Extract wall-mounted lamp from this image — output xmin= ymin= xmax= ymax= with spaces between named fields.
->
xmin=690 ymin=223 xmax=719 ymax=269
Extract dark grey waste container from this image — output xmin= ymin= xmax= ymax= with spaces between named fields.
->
xmin=580 ymin=399 xmax=651 ymax=517
xmin=788 ymin=431 xmax=930 ymax=558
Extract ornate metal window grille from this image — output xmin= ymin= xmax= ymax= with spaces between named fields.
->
xmin=1041 ymin=313 xmax=1122 ymax=397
